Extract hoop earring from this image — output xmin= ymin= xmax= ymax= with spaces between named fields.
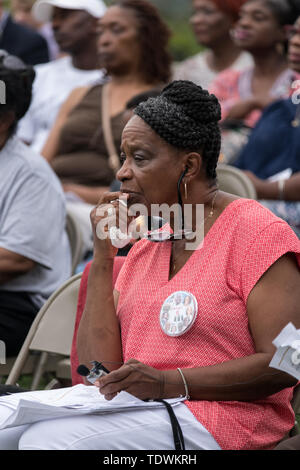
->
xmin=184 ymin=182 xmax=188 ymax=199
xmin=276 ymin=42 xmax=285 ymax=55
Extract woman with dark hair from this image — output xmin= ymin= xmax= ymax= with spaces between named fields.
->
xmin=40 ymin=0 xmax=171 ymax=255
xmin=0 ymin=51 xmax=71 ymax=357
xmin=210 ymin=0 xmax=300 ymax=129
xmin=1 ymin=81 xmax=299 ymax=450
xmin=234 ymin=14 xmax=300 ymax=238
xmin=174 ymin=0 xmax=253 ymax=89
xmin=42 ymin=0 xmax=171 ymax=205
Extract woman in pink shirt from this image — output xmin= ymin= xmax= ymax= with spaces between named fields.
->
xmin=0 ymin=80 xmax=299 ymax=451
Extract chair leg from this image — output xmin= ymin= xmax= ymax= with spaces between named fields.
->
xmin=30 ymin=351 xmax=49 ymax=390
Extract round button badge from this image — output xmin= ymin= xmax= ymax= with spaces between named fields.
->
xmin=159 ymin=291 xmax=198 ymax=337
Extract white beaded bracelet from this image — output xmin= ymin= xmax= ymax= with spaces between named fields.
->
xmin=177 ymin=368 xmax=190 ymax=400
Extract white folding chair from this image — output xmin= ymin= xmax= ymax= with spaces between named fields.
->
xmin=217 ymin=163 xmax=257 ymax=199
xmin=66 ymin=211 xmax=84 ymax=274
xmin=5 ymin=273 xmax=82 ymax=390
xmin=0 ymin=225 xmax=82 ymax=384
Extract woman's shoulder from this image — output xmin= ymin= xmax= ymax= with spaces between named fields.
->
xmin=221 ymin=198 xmax=297 ymax=242
xmin=70 ymin=83 xmax=103 ymax=104
xmin=59 ymin=85 xmax=93 ymax=117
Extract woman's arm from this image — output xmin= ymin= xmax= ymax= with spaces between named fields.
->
xmin=244 ymin=171 xmax=300 ymax=201
xmin=41 ymin=86 xmax=90 ymax=163
xmin=76 ymin=193 xmax=127 ymax=372
xmin=224 ymin=95 xmax=274 ymax=122
xmin=97 ymin=253 xmax=300 ymax=401
xmin=0 ymin=248 xmax=35 ymax=284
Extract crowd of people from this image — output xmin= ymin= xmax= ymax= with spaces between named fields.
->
xmin=0 ymin=0 xmax=299 ymax=451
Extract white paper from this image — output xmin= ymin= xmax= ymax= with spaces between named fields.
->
xmin=269 ymin=323 xmax=300 ymax=379
xmin=0 ymin=384 xmax=185 ymax=430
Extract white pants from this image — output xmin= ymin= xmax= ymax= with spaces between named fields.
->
xmin=0 ymin=403 xmax=221 ymax=450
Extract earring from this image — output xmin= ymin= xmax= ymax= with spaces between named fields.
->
xmin=276 ymin=42 xmax=285 ymax=55
xmin=184 ymin=182 xmax=188 ymax=199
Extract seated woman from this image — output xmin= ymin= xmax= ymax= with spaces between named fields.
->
xmin=0 ymin=81 xmax=299 ymax=451
xmin=210 ymin=0 xmax=299 ymax=161
xmin=42 ymin=0 xmax=171 ymax=205
xmin=234 ymin=14 xmax=300 ymax=237
xmin=41 ymin=0 xmax=171 ymax=256
xmin=173 ymin=0 xmax=253 ymax=90
xmin=210 ymin=0 xmax=298 ymax=127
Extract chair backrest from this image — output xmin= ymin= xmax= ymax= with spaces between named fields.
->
xmin=5 ymin=273 xmax=82 ymax=385
xmin=217 ymin=163 xmax=257 ymax=199
xmin=66 ymin=211 xmax=84 ymax=274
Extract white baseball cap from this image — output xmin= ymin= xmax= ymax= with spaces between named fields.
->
xmin=33 ymin=0 xmax=107 ymax=23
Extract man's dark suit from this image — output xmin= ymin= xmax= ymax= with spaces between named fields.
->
xmin=0 ymin=15 xmax=49 ymax=66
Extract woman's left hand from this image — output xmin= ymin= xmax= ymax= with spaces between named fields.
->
xmin=95 ymin=359 xmax=165 ymax=401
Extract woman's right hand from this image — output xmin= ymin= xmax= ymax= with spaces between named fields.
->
xmin=90 ymin=191 xmax=133 ymax=260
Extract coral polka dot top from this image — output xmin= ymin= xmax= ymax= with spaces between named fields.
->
xmin=115 ymin=199 xmax=300 ymax=450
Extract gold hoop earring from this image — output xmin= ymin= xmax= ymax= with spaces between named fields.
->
xmin=184 ymin=182 xmax=188 ymax=199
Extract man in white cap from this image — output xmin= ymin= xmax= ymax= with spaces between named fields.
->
xmin=17 ymin=0 xmax=107 ymax=153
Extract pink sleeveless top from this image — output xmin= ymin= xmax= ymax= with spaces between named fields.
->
xmin=115 ymin=199 xmax=300 ymax=450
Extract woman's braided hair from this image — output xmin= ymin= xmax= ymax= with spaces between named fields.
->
xmin=134 ymin=80 xmax=222 ymax=180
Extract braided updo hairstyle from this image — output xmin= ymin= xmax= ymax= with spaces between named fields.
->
xmin=0 ymin=58 xmax=35 ymax=136
xmin=134 ymin=80 xmax=222 ymax=180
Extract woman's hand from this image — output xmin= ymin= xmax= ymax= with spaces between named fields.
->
xmin=90 ymin=192 xmax=133 ymax=260
xmin=95 ymin=359 xmax=165 ymax=401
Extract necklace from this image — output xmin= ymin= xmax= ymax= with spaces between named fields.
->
xmin=170 ymin=190 xmax=219 ymax=275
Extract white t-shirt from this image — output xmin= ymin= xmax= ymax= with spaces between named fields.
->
xmin=173 ymin=50 xmax=253 ymax=91
xmin=17 ymin=56 xmax=104 ymax=153
xmin=0 ymin=136 xmax=71 ymax=308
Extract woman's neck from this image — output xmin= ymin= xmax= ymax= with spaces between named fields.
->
xmin=106 ymin=75 xmax=157 ymax=118
xmin=109 ymin=71 xmax=152 ymax=88
xmin=252 ymin=48 xmax=288 ymax=77
xmin=207 ymin=37 xmax=243 ymax=72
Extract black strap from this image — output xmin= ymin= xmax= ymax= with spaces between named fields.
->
xmin=0 ymin=385 xmax=29 ymax=396
xmin=155 ymin=399 xmax=185 ymax=450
